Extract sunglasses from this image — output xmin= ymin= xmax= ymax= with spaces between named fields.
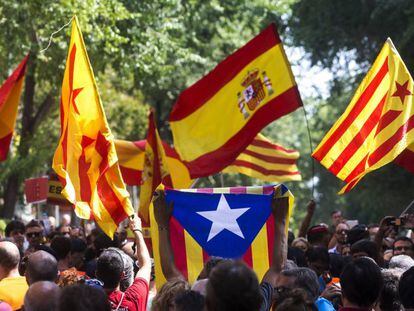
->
xmin=26 ymin=232 xmax=42 ymax=238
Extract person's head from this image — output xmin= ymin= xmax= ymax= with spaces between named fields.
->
xmin=5 ymin=220 xmax=25 ymax=249
xmin=50 ymin=236 xmax=71 ymax=261
xmin=24 ymin=281 xmax=60 ymax=311
xmin=287 ymin=247 xmax=307 ymax=267
xmin=331 ymin=210 xmax=342 ymax=227
xmin=351 ymin=239 xmax=381 ymax=266
xmin=93 ymin=233 xmax=118 ymax=256
xmin=377 ymin=269 xmax=401 ymax=311
xmin=393 ymin=237 xmax=414 ymax=258
xmin=399 ymin=266 xmax=414 ymax=310
xmin=105 ymin=247 xmax=134 ymax=291
xmin=58 ymin=284 xmax=110 ymax=311
xmin=389 ymin=254 xmax=414 ymax=271
xmin=291 ymin=237 xmax=310 ymax=253
xmin=58 ymin=225 xmax=71 ymax=238
xmin=96 ymin=248 xmax=124 ymax=290
xmin=25 ymin=220 xmax=44 ymax=248
xmin=288 ymin=230 xmax=295 ymax=246
xmin=334 ymin=222 xmax=349 ymax=245
xmin=341 ymin=244 xmax=351 ymax=257
xmin=347 ymin=224 xmax=369 ymax=245
xmin=340 ymin=257 xmax=383 ymax=308
xmin=306 ymin=224 xmax=330 ymax=247
xmin=368 ymin=223 xmax=379 ymax=240
xmin=198 ymin=257 xmax=226 ymax=280
xmin=25 ymin=250 xmax=58 ymax=285
xmin=0 ymin=241 xmax=20 ymax=279
xmin=206 ymin=261 xmax=262 ymax=311
xmin=152 ymin=278 xmax=190 ymax=311
xmin=276 ymin=268 xmax=320 ymax=303
xmin=329 ymin=253 xmax=350 ymax=278
xmin=306 ymin=246 xmax=329 ymax=277
xmin=174 ymin=290 xmax=205 ymax=311
xmin=275 ymin=288 xmax=317 ymax=311
xmin=69 ymin=238 xmax=87 ymax=270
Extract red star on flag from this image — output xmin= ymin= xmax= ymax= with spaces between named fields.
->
xmin=392 ymin=80 xmax=412 ymax=104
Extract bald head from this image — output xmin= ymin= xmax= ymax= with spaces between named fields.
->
xmin=24 ymin=281 xmax=60 ymax=311
xmin=26 ymin=251 xmax=58 ymax=285
xmin=0 ymin=241 xmax=20 ymax=272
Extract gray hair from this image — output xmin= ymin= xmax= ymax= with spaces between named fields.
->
xmin=280 ymin=267 xmax=320 ymax=301
xmin=389 ymin=255 xmax=414 ymax=272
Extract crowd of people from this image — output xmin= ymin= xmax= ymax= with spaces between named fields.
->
xmin=0 ymin=192 xmax=413 ymax=311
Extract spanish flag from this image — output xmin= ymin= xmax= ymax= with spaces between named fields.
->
xmin=0 ymin=55 xmax=28 ymax=161
xmin=169 ymin=24 xmax=302 ymax=178
xmin=224 ymin=133 xmax=301 ymax=182
xmin=139 ymin=110 xmax=170 ymax=221
xmin=313 ymin=39 xmax=414 ymax=193
xmin=150 ymin=184 xmax=294 ymax=287
xmin=52 ymin=17 xmax=133 ymax=238
xmin=114 ymin=139 xmax=193 ymax=189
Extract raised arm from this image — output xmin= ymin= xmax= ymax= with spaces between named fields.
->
xmin=153 ymin=190 xmax=184 ymax=280
xmin=298 ymin=199 xmax=316 ymax=238
xmin=262 ymin=195 xmax=289 ymax=286
xmin=129 ymin=213 xmax=151 ymax=284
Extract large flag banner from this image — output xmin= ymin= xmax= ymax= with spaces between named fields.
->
xmin=52 ymin=17 xmax=133 ymax=238
xmin=169 ymin=24 xmax=302 ymax=178
xmin=224 ymin=133 xmax=301 ymax=182
xmin=150 ymin=184 xmax=294 ymax=286
xmin=114 ymin=139 xmax=192 ymax=189
xmin=0 ymin=55 xmax=28 ymax=161
xmin=312 ymin=39 xmax=414 ymax=193
xmin=139 ymin=111 xmax=170 ymax=221
xmin=395 ymin=143 xmax=414 ymax=174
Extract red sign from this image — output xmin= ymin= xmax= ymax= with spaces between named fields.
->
xmin=24 ymin=176 xmax=48 ymax=204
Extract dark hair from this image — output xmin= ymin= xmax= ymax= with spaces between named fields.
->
xmin=378 ymin=270 xmax=401 ymax=311
xmin=288 ymin=230 xmax=295 ymax=246
xmin=96 ymin=249 xmax=124 ymax=289
xmin=340 ymin=258 xmax=383 ymax=308
xmin=275 ymin=288 xmax=318 ymax=311
xmin=350 ymin=239 xmax=381 ymax=265
xmin=329 ymin=253 xmax=350 ymax=278
xmin=306 ymin=225 xmax=329 ymax=246
xmin=206 ymin=261 xmax=262 ymax=311
xmin=71 ymin=238 xmax=87 ymax=253
xmin=59 ymin=284 xmax=110 ymax=311
xmin=306 ymin=247 xmax=330 ymax=265
xmin=203 ymin=257 xmax=226 ymax=278
xmin=280 ymin=268 xmax=320 ymax=301
xmin=0 ymin=241 xmax=20 ymax=271
xmin=399 ymin=266 xmax=414 ymax=309
xmin=331 ymin=210 xmax=341 ymax=216
xmin=393 ymin=237 xmax=414 ymax=249
xmin=288 ymin=247 xmax=307 ymax=267
xmin=347 ymin=224 xmax=369 ymax=245
xmin=5 ymin=220 xmax=25 ymax=237
xmin=93 ymin=233 xmax=118 ymax=256
xmin=26 ymin=250 xmax=58 ymax=285
xmin=51 ymin=236 xmax=72 ymax=260
xmin=26 ymin=219 xmax=43 ymax=230
xmin=175 ymin=290 xmax=205 ymax=311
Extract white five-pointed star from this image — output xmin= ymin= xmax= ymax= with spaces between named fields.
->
xmin=197 ymin=194 xmax=250 ymax=242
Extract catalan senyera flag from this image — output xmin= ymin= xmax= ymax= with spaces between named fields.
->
xmin=169 ymin=24 xmax=302 ymax=178
xmin=150 ymin=184 xmax=294 ymax=287
xmin=114 ymin=139 xmax=193 ymax=189
xmin=395 ymin=143 xmax=414 ymax=174
xmin=312 ymin=39 xmax=414 ymax=193
xmin=139 ymin=111 xmax=170 ymax=221
xmin=224 ymin=133 xmax=301 ymax=182
xmin=0 ymin=55 xmax=28 ymax=161
xmin=52 ymin=17 xmax=133 ymax=238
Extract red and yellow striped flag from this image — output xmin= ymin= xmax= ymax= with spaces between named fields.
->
xmin=52 ymin=17 xmax=133 ymax=238
xmin=139 ymin=111 xmax=170 ymax=221
xmin=224 ymin=133 xmax=301 ymax=182
xmin=395 ymin=143 xmax=414 ymax=174
xmin=313 ymin=39 xmax=414 ymax=193
xmin=114 ymin=139 xmax=193 ymax=189
xmin=169 ymin=24 xmax=302 ymax=178
xmin=0 ymin=55 xmax=28 ymax=161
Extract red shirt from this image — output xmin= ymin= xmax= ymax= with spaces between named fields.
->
xmin=108 ymin=278 xmax=149 ymax=311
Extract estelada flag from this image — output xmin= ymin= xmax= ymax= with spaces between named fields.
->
xmin=139 ymin=110 xmax=170 ymax=221
xmin=0 ymin=55 xmax=28 ymax=161
xmin=312 ymin=39 xmax=414 ymax=193
xmin=150 ymin=184 xmax=294 ymax=287
xmin=169 ymin=24 xmax=302 ymax=178
xmin=52 ymin=16 xmax=133 ymax=238
xmin=395 ymin=143 xmax=414 ymax=174
xmin=114 ymin=139 xmax=193 ymax=189
xmin=224 ymin=133 xmax=301 ymax=182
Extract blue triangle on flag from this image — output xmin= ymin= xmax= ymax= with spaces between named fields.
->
xmin=166 ymin=189 xmax=272 ymax=258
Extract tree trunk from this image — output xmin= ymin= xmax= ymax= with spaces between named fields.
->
xmin=1 ymin=173 xmax=20 ymax=218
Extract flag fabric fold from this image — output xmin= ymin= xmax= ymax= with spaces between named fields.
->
xmin=52 ymin=16 xmax=133 ymax=238
xmin=395 ymin=143 xmax=414 ymax=174
xmin=138 ymin=111 xmax=171 ymax=221
xmin=312 ymin=39 xmax=414 ymax=193
xmin=169 ymin=23 xmax=302 ymax=178
xmin=150 ymin=184 xmax=294 ymax=287
xmin=0 ymin=55 xmax=28 ymax=161
xmin=223 ymin=133 xmax=301 ymax=182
